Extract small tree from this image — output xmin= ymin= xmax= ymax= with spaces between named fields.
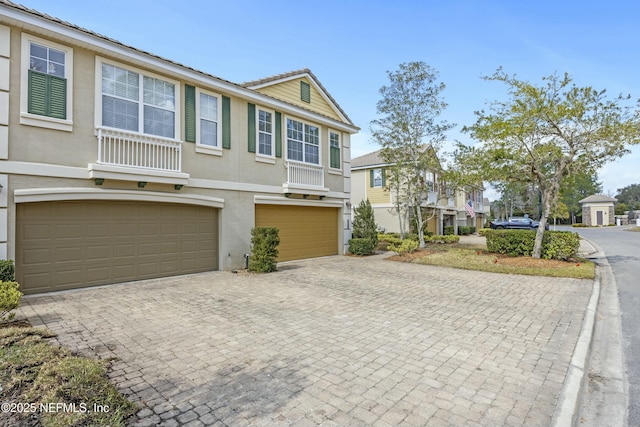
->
xmin=249 ymin=227 xmax=280 ymax=273
xmin=458 ymin=69 xmax=640 ymax=258
xmin=371 ymin=62 xmax=454 ymax=248
xmin=352 ymin=199 xmax=378 ymax=249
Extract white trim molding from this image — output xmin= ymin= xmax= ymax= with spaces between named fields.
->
xmin=14 ymin=187 xmax=225 ymax=208
xmin=88 ymin=163 xmax=190 ymax=185
xmin=254 ymin=195 xmax=342 ymax=208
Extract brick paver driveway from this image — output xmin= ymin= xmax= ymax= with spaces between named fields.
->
xmin=19 ymin=255 xmax=591 ymax=426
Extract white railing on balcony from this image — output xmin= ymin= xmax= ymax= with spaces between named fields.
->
xmin=96 ymin=128 xmax=182 ymax=172
xmin=286 ymin=161 xmax=324 ymax=188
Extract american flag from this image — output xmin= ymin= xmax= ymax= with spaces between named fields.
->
xmin=465 ymin=200 xmax=475 ymax=218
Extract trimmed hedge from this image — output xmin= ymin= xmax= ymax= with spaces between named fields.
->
xmin=484 ymin=229 xmax=580 ymax=260
xmin=428 ymin=235 xmax=460 ymax=244
xmin=457 ymin=226 xmax=476 ymax=236
xmin=349 ymin=238 xmax=375 ymax=256
xmin=444 ymin=226 xmax=455 ymax=235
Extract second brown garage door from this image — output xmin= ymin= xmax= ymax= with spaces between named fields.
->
xmin=16 ymin=200 xmax=218 ymax=294
xmin=255 ymin=204 xmax=339 ymax=261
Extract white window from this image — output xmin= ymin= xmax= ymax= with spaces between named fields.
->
xmin=258 ymin=108 xmax=274 ymax=157
xmin=373 ymin=168 xmax=383 ymax=187
xmin=20 ymin=34 xmax=74 ymax=131
xmin=97 ymin=58 xmax=178 ymax=139
xmin=287 ymin=118 xmax=319 ymax=164
xmin=199 ymin=92 xmax=219 ymax=147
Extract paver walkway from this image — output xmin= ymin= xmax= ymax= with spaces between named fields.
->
xmin=18 ymin=255 xmax=592 ymax=426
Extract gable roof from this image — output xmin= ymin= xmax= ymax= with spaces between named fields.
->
xmin=579 ymin=194 xmax=618 ymax=204
xmin=351 ymin=149 xmax=387 ymax=169
xmin=242 ymin=68 xmax=354 ymax=126
xmin=0 ymin=0 xmax=359 ymax=133
xmin=351 ymin=146 xmax=443 ymax=170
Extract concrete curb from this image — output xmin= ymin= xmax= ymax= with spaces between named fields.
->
xmin=551 ymin=238 xmax=601 ymax=427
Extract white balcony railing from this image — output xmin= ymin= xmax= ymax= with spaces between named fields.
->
xmin=285 ymin=161 xmax=324 ymax=188
xmin=96 ymin=128 xmax=182 ymax=172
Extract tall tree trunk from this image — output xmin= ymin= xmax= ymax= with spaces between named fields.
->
xmin=532 ymin=182 xmax=559 ymax=258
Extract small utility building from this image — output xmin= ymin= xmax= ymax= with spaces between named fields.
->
xmin=579 ymin=194 xmax=617 ymax=226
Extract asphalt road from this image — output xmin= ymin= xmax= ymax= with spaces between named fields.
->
xmin=571 ymin=225 xmax=640 ymax=426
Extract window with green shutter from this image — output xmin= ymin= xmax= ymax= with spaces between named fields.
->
xmin=329 ymin=131 xmax=341 ymax=169
xmin=27 ymin=41 xmax=68 ymax=120
xmin=300 ymin=81 xmax=311 ymax=103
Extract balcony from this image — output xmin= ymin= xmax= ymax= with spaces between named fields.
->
xmin=88 ymin=128 xmax=189 ymax=185
xmin=283 ymin=161 xmax=329 ymax=195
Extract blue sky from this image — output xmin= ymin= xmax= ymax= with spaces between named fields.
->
xmin=15 ymin=0 xmax=640 ymax=198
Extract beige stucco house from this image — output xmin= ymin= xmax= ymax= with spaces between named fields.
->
xmin=0 ymin=1 xmax=359 ymax=294
xmin=579 ymin=194 xmax=616 ymax=226
xmin=351 ymin=149 xmax=486 ymax=235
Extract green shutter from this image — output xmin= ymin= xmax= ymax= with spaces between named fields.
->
xmin=300 ymin=81 xmax=310 ymax=103
xmin=381 ymin=169 xmax=386 ymax=187
xmin=222 ymin=96 xmax=231 ymax=149
xmin=28 ymin=70 xmax=48 ymax=116
xmin=369 ymin=169 xmax=374 ymax=187
xmin=28 ymin=70 xmax=66 ymax=119
xmin=330 ymin=145 xmax=340 ymax=169
xmin=48 ymin=75 xmax=67 ymax=119
xmin=247 ymin=103 xmax=256 ymax=153
xmin=184 ymin=84 xmax=196 ymax=142
xmin=275 ymin=111 xmax=282 ymax=158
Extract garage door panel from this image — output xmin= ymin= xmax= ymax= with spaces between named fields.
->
xmin=255 ymin=205 xmax=338 ymax=262
xmin=17 ymin=201 xmax=218 ymax=294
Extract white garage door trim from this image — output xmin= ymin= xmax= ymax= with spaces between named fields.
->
xmin=254 ymin=195 xmax=343 ymax=207
xmin=14 ymin=187 xmax=225 ymax=208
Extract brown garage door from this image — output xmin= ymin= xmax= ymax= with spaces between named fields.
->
xmin=255 ymin=204 xmax=338 ymax=262
xmin=16 ymin=201 xmax=218 ymax=294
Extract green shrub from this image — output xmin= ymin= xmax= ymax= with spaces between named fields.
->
xmin=388 ymin=239 xmax=419 ymax=255
xmin=249 ymin=227 xmax=280 ymax=273
xmin=478 ymin=228 xmax=492 ymax=236
xmin=458 ymin=226 xmax=473 ymax=235
xmin=484 ymin=229 xmax=580 ymax=260
xmin=430 ymin=235 xmax=460 ymax=244
xmin=444 ymin=226 xmax=455 ymax=235
xmin=349 ymin=238 xmax=375 ymax=256
xmin=377 ymin=234 xmax=402 ymax=245
xmin=541 ymin=231 xmax=580 ymax=261
xmin=405 ymin=233 xmax=419 ymax=242
xmin=0 ymin=260 xmax=15 ymax=282
xmin=470 ymin=227 xmax=476 ymax=234
xmin=571 ymin=223 xmax=587 ymax=227
xmin=1 ymin=281 xmax=22 ymax=323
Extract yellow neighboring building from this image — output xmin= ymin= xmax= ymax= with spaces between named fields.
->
xmin=351 ymin=149 xmax=486 ymax=235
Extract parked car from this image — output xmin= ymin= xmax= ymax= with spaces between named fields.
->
xmin=489 ymin=217 xmax=549 ymax=230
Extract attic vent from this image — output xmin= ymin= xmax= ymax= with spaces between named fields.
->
xmin=300 ymin=81 xmax=311 ymax=103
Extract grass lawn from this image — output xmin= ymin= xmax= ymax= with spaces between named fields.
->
xmin=626 ymin=226 xmax=640 ymax=232
xmin=0 ymin=323 xmax=136 ymax=427
xmin=387 ymin=242 xmax=595 ymax=279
